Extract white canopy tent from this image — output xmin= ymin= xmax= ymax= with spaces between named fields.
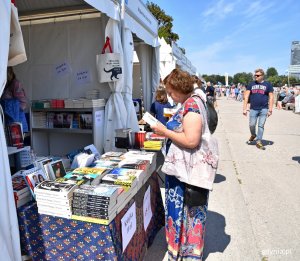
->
xmin=0 ymin=2 xmax=23 ymax=260
xmin=123 ymin=0 xmax=160 ymax=113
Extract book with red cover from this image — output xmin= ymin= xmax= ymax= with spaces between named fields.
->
xmin=8 ymin=122 xmax=24 ymax=148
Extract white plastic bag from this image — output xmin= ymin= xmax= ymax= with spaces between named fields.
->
xmin=8 ymin=3 xmax=27 ymax=66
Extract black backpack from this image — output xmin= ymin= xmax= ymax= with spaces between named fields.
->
xmin=192 ymin=94 xmax=218 ymax=134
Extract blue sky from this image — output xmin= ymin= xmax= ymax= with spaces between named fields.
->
xmin=148 ymin=0 xmax=300 ymax=77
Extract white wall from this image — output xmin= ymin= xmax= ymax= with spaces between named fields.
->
xmin=14 ymin=16 xmax=112 ymax=103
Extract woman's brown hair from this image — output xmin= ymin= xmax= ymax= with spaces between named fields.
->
xmin=163 ymin=68 xmax=194 ymax=95
xmin=155 ymin=86 xmax=168 ymax=104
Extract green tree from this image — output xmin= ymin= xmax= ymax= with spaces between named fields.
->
xmin=233 ymin=72 xmax=253 ymax=85
xmin=268 ymin=75 xmax=282 ymax=86
xmin=146 ymin=1 xmax=179 ymax=45
xmin=266 ymin=67 xmax=278 ymax=78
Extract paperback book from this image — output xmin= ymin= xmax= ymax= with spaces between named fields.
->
xmin=34 ymin=180 xmax=78 ymax=199
xmin=23 ymin=167 xmax=48 ymax=199
xmin=101 ymin=168 xmax=138 ymax=189
xmin=46 ymin=159 xmax=67 ymax=180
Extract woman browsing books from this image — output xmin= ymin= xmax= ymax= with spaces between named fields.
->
xmin=150 ymin=68 xmax=218 ymax=261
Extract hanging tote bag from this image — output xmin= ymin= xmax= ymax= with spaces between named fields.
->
xmin=161 ymin=95 xmax=219 ymax=191
xmin=96 ymin=37 xmax=122 ymax=83
xmin=8 ymin=3 xmax=27 ymax=66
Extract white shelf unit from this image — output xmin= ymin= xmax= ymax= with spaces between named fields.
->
xmin=30 ymin=107 xmax=105 ymax=156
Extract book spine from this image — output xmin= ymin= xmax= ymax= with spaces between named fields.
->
xmin=72 ymin=200 xmax=110 ymax=209
xmin=71 ymin=215 xmax=110 ymax=225
xmin=37 ymin=203 xmax=72 ymax=212
xmin=72 ymin=207 xmax=110 ymax=217
xmin=34 ymin=189 xmax=71 ymax=199
xmin=35 ymin=195 xmax=72 ymax=206
xmin=71 ymin=210 xmax=110 ymax=220
xmin=38 ymin=208 xmax=72 ymax=219
xmin=73 ymin=192 xmax=112 ymax=201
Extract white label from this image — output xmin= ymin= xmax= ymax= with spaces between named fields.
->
xmin=121 ymin=202 xmax=137 ymax=252
xmin=143 ymin=186 xmax=152 ymax=231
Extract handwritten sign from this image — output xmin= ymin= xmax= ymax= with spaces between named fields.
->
xmin=95 ymin=110 xmax=104 ymax=128
xmin=121 ymin=202 xmax=137 ymax=252
xmin=76 ymin=70 xmax=91 ymax=84
xmin=55 ymin=62 xmax=70 ymax=76
xmin=143 ymin=186 xmax=152 ymax=231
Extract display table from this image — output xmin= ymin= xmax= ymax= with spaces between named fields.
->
xmin=18 ymin=172 xmax=165 ymax=261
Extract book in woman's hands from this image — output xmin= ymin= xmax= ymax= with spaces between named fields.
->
xmin=142 ymin=112 xmax=159 ymax=126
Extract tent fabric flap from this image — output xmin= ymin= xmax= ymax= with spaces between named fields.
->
xmin=84 ymin=0 xmax=120 ymax=21
xmin=0 ymin=1 xmax=22 ymax=261
xmin=122 ymin=28 xmax=139 ymax=132
xmin=103 ymin=18 xmax=127 ymax=152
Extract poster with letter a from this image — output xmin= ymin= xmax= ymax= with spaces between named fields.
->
xmin=121 ymin=202 xmax=137 ymax=252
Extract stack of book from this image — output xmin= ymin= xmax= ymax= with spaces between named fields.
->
xmin=34 ymin=180 xmax=78 ymax=219
xmin=86 ymin=89 xmax=100 ymax=99
xmin=71 ymin=184 xmax=122 ymax=225
xmin=11 ymin=172 xmax=32 ymax=208
xmin=32 ymin=112 xmax=47 ymax=128
xmin=83 ymin=99 xmax=106 ymax=108
xmin=143 ymin=140 xmax=163 ymax=151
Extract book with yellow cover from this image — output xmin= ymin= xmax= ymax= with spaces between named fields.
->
xmin=71 ymin=213 xmax=116 ymax=225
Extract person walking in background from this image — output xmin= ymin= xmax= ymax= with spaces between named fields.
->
xmin=243 ymin=68 xmax=274 ymax=150
xmin=151 ymin=69 xmax=218 ymax=260
xmin=150 ymin=86 xmax=172 ymax=126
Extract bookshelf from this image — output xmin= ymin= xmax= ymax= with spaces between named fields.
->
xmin=30 ymin=107 xmax=105 ymax=156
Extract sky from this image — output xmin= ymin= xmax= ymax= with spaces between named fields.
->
xmin=148 ymin=0 xmax=300 ymax=77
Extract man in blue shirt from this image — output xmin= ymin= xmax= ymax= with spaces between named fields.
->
xmin=243 ymin=68 xmax=274 ymax=150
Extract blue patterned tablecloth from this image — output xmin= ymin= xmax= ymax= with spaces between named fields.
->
xmin=18 ymin=172 xmax=165 ymax=261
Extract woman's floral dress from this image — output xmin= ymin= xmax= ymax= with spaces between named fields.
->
xmin=165 ymin=96 xmax=208 ymax=260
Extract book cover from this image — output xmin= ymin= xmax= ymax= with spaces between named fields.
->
xmin=58 ymin=171 xmax=103 ymax=185
xmin=63 ymin=113 xmax=73 ymax=128
xmin=53 ymin=113 xmax=64 ymax=128
xmin=73 ymin=184 xmax=120 ymax=202
xmin=101 ymin=168 xmax=138 ymax=189
xmin=84 ymin=144 xmax=100 ymax=160
xmin=47 ymin=159 xmax=67 ymax=180
xmin=94 ymin=159 xmax=120 ymax=169
xmin=23 ymin=167 xmax=48 ymax=199
xmin=8 ymin=122 xmax=24 ymax=148
xmin=73 ymin=167 xmax=109 ymax=176
xmin=34 ymin=180 xmax=78 ymax=199
xmin=36 ymin=157 xmax=53 ymax=179
xmin=11 ymin=171 xmax=30 ymax=197
xmin=118 ymin=159 xmax=150 ymax=171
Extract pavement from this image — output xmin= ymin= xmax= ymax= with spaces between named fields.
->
xmin=144 ymin=96 xmax=300 ymax=261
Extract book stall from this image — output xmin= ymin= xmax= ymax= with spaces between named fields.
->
xmin=15 ymin=146 xmax=164 ymax=260
xmin=1 ymin=1 xmax=163 ymax=260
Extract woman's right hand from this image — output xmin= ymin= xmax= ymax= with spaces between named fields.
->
xmin=150 ymin=122 xmax=167 ymax=137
